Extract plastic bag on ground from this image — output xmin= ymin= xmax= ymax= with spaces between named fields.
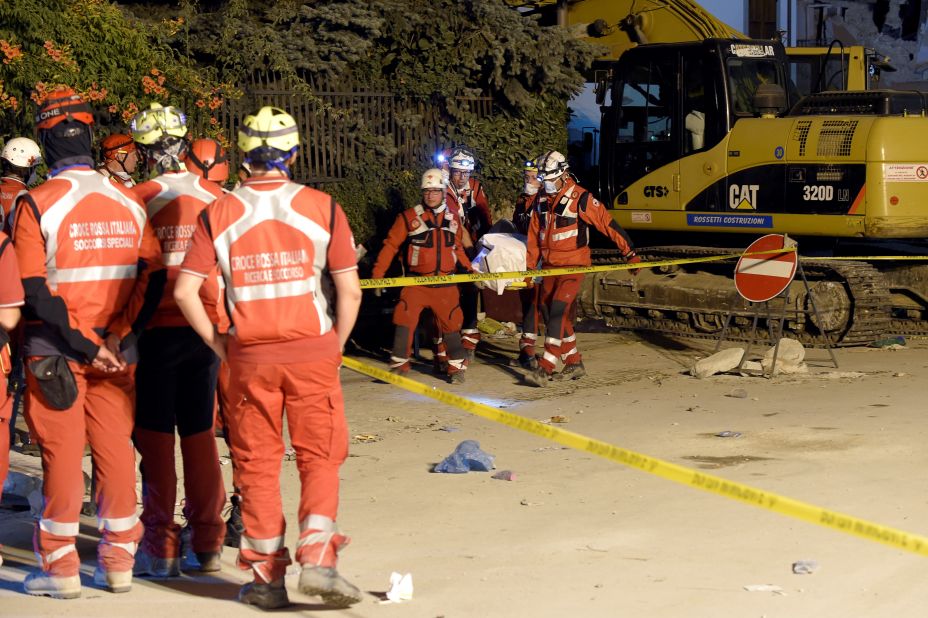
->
xmin=433 ymin=440 xmax=495 ymax=473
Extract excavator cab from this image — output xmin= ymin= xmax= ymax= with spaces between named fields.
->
xmin=599 ymin=38 xmax=794 ymax=205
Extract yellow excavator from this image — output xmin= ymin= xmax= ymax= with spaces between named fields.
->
xmin=506 ymin=0 xmax=927 ymax=346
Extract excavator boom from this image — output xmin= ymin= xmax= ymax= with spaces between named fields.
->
xmin=507 ymin=0 xmax=743 ymax=58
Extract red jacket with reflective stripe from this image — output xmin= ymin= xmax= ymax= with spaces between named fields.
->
xmin=371 ymin=203 xmax=472 ymax=279
xmin=0 ymin=176 xmax=27 ymax=235
xmin=526 ymin=179 xmax=636 ymax=268
xmin=181 ymin=177 xmax=357 ymax=348
xmin=134 ymin=171 xmax=224 ymax=328
xmin=13 ymin=167 xmax=163 ymax=362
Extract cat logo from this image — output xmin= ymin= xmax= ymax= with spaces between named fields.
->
xmin=729 ymin=184 xmax=759 ymax=210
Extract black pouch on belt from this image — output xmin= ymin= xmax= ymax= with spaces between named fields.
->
xmin=28 ymin=356 xmax=78 ymax=410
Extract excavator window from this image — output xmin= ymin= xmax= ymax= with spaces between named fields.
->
xmin=683 ymin=53 xmax=709 ymax=154
xmin=727 ymin=58 xmax=784 ymax=117
xmin=614 ymin=53 xmax=677 ymax=183
xmin=788 ymin=54 xmax=848 ymax=97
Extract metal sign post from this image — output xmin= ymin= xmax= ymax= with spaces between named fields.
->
xmin=714 ymin=235 xmax=839 ymax=377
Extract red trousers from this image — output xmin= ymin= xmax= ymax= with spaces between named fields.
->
xmin=391 ymin=285 xmax=465 ymax=374
xmin=0 ymin=345 xmax=12 ymax=505
xmin=25 ymin=359 xmax=142 ymax=576
xmin=538 ymin=274 xmax=584 ymax=373
xmin=224 ymin=351 xmax=350 ymax=583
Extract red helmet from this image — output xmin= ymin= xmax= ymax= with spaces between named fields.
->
xmin=35 ymin=87 xmax=94 ymax=130
xmin=186 ymin=138 xmax=229 ymax=182
xmin=101 ymin=133 xmax=136 ymax=162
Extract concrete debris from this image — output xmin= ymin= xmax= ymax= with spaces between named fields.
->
xmin=691 ymin=348 xmax=744 ymax=379
xmin=762 ymin=338 xmax=807 ymax=375
xmin=491 ymin=470 xmax=517 ymax=481
xmin=727 ymin=388 xmax=748 ymax=399
xmin=792 ymin=560 xmax=820 ymax=575
xmin=821 ymin=371 xmax=867 ymax=380
xmin=836 ymin=1 xmax=928 ymax=89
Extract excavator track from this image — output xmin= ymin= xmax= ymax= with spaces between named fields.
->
xmin=579 ymin=247 xmax=894 ymax=347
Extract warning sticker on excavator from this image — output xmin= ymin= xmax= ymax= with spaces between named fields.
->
xmin=630 ymin=212 xmax=652 ymax=223
xmin=884 ymin=164 xmax=928 ymax=182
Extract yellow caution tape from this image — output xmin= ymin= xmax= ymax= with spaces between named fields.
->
xmin=361 ymin=248 xmax=798 ymax=290
xmin=343 ymin=356 xmax=928 ymax=557
xmin=811 ymin=256 xmax=928 ymax=261
xmin=362 ymin=248 xmax=928 ymax=290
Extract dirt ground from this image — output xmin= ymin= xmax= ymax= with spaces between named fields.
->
xmin=3 ymin=329 xmax=928 ymax=618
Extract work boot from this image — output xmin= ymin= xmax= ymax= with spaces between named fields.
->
xmin=517 ymin=351 xmax=538 ymax=370
xmin=23 ymin=571 xmax=82 ymax=599
xmin=238 ymin=578 xmax=290 ymax=609
xmin=433 ymin=358 xmax=449 ymax=375
xmin=93 ymin=567 xmax=132 ymax=593
xmin=224 ymin=495 xmax=244 ymax=548
xmin=193 ymin=552 xmax=222 ymax=573
xmin=554 ymin=361 xmax=586 ymax=381
xmin=523 ymin=366 xmax=550 ymax=387
xmin=133 ymin=548 xmax=180 ymax=578
xmin=299 ymin=566 xmax=362 ymax=608
xmin=449 ymin=371 xmax=466 ymax=385
xmin=463 ymin=348 xmax=475 ymax=363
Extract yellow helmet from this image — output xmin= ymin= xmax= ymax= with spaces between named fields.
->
xmin=131 ymin=103 xmax=188 ymax=145
xmin=237 ymin=106 xmax=300 ymax=158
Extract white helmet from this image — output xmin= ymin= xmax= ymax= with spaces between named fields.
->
xmin=2 ymin=137 xmax=42 ymax=168
xmin=536 ymin=150 xmax=569 ymax=181
xmin=448 ymin=148 xmax=475 ymax=172
xmin=421 ymin=168 xmax=445 ymax=190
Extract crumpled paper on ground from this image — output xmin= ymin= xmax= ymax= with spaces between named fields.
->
xmin=380 ymin=572 xmax=413 ymax=604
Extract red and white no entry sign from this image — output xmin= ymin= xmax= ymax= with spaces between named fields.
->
xmin=734 ymin=234 xmax=798 ymax=302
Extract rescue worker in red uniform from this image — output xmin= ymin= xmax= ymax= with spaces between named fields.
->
xmin=372 ymin=168 xmax=472 ymax=383
xmin=0 ymin=230 xmax=24 ymax=568
xmin=524 ymin=151 xmax=640 ymax=387
xmin=1 ymin=137 xmax=41 ymax=449
xmin=186 ymin=137 xmax=230 ymax=186
xmin=443 ymin=148 xmax=492 ymax=359
xmin=1 ymin=137 xmax=42 ymax=233
xmin=513 ymin=157 xmax=543 ymax=370
xmin=15 ymin=87 xmax=164 ymax=597
xmin=97 ymin=133 xmax=139 ymax=188
xmin=175 ymin=106 xmax=363 ymax=610
xmin=184 ymin=137 xmax=243 ymax=546
xmin=130 ymin=104 xmax=227 ymax=578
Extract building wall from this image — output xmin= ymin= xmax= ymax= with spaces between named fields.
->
xmin=792 ymin=0 xmax=928 ymax=88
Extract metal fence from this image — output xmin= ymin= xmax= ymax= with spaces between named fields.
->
xmin=217 ymin=73 xmax=495 ymax=185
